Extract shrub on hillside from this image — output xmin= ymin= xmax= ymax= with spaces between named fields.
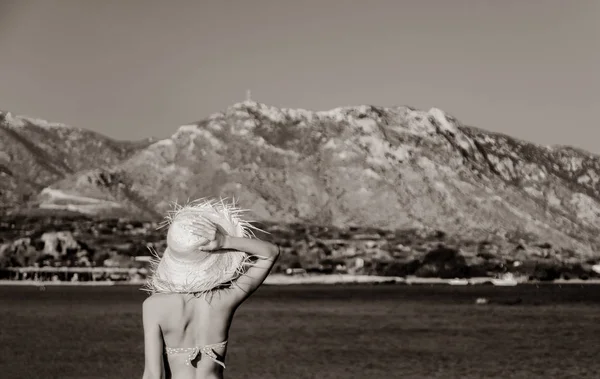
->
xmin=376 ymin=259 xmax=421 ymax=277
xmin=530 ymin=264 xmax=561 ymax=281
xmin=415 ymin=245 xmax=470 ymax=278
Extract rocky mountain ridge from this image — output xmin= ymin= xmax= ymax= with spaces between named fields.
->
xmin=1 ymin=102 xmax=599 ymax=261
xmin=0 ymin=111 xmax=154 ymax=211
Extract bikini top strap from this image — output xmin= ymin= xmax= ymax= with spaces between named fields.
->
xmin=200 ymin=341 xmax=228 ymax=368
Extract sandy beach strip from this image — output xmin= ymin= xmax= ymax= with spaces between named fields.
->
xmin=1 ymin=275 xmax=599 ymax=286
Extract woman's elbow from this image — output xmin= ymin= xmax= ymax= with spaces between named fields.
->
xmin=270 ymin=244 xmax=281 ymax=260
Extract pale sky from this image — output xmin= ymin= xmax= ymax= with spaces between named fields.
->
xmin=0 ymin=0 xmax=598 ymax=152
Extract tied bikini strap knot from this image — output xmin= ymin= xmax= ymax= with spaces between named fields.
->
xmin=199 ymin=341 xmax=227 ymax=367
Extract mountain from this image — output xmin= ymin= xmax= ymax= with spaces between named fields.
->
xmin=0 ymin=111 xmax=154 ymax=214
xmin=2 ymin=102 xmax=600 ymax=259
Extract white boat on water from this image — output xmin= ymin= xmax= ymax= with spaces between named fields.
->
xmin=592 ymin=264 xmax=600 ymax=274
xmin=449 ymin=278 xmax=469 ymax=286
xmin=491 ymin=273 xmax=518 ymax=286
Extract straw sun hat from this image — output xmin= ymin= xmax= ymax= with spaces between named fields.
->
xmin=143 ymin=198 xmax=262 ymax=296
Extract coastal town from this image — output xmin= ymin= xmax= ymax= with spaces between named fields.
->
xmin=2 ymin=212 xmax=599 ymax=286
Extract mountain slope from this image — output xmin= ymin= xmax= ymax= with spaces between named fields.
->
xmin=38 ymin=101 xmax=600 ymax=258
xmin=0 ymin=111 xmax=154 ymax=207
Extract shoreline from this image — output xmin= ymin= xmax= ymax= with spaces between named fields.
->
xmin=1 ymin=274 xmax=600 ymax=287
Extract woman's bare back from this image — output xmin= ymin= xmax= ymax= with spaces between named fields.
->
xmin=142 ymin=235 xmax=281 ymax=379
xmin=147 ymin=292 xmax=236 ymax=379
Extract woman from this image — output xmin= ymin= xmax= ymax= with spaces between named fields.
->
xmin=141 ymin=199 xmax=280 ymax=379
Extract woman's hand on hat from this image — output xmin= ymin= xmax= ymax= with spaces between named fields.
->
xmin=190 ymin=218 xmax=226 ymax=251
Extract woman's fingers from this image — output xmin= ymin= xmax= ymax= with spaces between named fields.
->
xmin=189 ymin=218 xmax=212 ymax=229
xmin=193 ymin=222 xmax=217 ymax=235
xmin=182 ymin=218 xmax=220 ymax=242
xmin=191 ymin=219 xmax=213 ymax=230
xmin=197 ymin=241 xmax=218 ymax=251
xmin=192 ymin=222 xmax=215 ymax=235
xmin=186 ymin=225 xmax=208 ymax=236
xmin=189 ymin=225 xmax=217 ymax=241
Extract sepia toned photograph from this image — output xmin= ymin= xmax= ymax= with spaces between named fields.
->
xmin=0 ymin=1 xmax=599 ymax=378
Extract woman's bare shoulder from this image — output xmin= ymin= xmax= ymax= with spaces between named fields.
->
xmin=143 ymin=293 xmax=180 ymax=311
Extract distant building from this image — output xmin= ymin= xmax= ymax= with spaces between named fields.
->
xmin=103 ymin=258 xmax=120 ymax=267
xmin=355 ymin=258 xmax=365 ymax=269
xmin=285 ymin=268 xmax=307 ymax=276
xmin=134 ymin=256 xmax=153 ymax=263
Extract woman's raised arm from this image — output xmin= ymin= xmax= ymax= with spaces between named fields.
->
xmin=222 ymin=236 xmax=280 ymax=303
